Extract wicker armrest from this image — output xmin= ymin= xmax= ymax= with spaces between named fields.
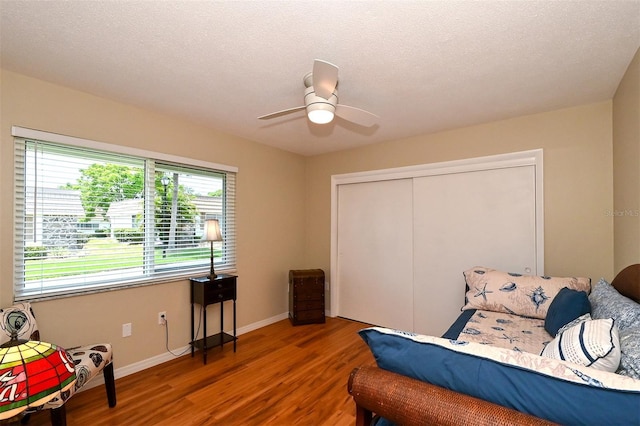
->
xmin=348 ymin=366 xmax=556 ymax=426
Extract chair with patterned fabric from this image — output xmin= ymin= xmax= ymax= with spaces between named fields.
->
xmin=0 ymin=302 xmax=116 ymax=425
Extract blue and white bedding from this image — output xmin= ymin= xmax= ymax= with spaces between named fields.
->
xmin=360 ymin=327 xmax=640 ymax=425
xmin=359 ymin=268 xmax=640 ymax=425
xmin=443 ymin=308 xmax=551 ymax=354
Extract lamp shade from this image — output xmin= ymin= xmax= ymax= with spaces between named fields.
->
xmin=204 ymin=219 xmax=223 ymax=242
xmin=0 ymin=340 xmax=76 ymax=420
xmin=307 ymin=103 xmax=335 ymax=124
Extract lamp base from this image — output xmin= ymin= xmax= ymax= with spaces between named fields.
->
xmin=208 ymin=241 xmax=217 ymax=280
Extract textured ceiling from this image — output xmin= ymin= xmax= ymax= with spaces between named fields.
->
xmin=1 ymin=1 xmax=639 ymax=156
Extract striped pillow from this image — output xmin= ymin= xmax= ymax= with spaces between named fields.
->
xmin=540 ymin=318 xmax=620 ymax=372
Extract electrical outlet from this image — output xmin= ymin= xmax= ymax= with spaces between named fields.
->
xmin=158 ymin=311 xmax=167 ymax=325
xmin=122 ymin=323 xmax=132 ymax=337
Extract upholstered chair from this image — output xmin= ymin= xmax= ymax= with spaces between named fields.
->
xmin=0 ymin=302 xmax=116 ymax=425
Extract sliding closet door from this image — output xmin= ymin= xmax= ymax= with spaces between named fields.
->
xmin=412 ymin=165 xmax=537 ymax=336
xmin=336 ymin=179 xmax=414 ymax=329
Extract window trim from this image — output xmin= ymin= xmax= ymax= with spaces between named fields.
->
xmin=12 ymin=126 xmax=238 ymax=174
xmin=12 ymin=126 xmax=238 ymax=301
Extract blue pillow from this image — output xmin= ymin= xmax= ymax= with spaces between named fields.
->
xmin=618 ymin=326 xmax=640 ymax=379
xmin=544 ymin=287 xmax=591 ymax=336
xmin=590 ymin=278 xmax=640 ymax=331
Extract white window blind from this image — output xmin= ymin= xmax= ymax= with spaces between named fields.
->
xmin=13 ymin=131 xmax=236 ymax=300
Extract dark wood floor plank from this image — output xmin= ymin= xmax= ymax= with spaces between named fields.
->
xmin=25 ymin=317 xmax=374 ymax=425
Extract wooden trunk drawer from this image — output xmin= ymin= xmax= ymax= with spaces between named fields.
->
xmin=290 ymin=309 xmax=325 ymax=324
xmin=289 ymin=269 xmax=326 ymax=326
xmin=294 ymin=299 xmax=324 ymax=311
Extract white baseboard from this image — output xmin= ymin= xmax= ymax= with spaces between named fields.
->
xmin=80 ymin=312 xmax=289 ymax=391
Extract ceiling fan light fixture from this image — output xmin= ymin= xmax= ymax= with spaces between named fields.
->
xmin=307 ymin=103 xmax=335 ymax=124
xmin=258 ymin=59 xmax=378 ymax=127
xmin=308 ymin=109 xmax=334 ymax=124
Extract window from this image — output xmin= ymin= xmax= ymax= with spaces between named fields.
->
xmin=13 ymin=127 xmax=236 ymax=300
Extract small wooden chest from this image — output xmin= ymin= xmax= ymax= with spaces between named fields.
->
xmin=289 ymin=269 xmax=326 ymax=326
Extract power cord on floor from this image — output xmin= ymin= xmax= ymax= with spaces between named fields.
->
xmin=163 ymin=305 xmax=202 ymax=357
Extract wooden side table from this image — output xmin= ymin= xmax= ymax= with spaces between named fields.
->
xmin=189 ymin=274 xmax=237 ymax=364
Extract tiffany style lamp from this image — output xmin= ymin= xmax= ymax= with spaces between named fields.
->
xmin=0 ymin=334 xmax=76 ymax=420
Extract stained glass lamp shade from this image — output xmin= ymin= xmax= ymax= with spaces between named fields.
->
xmin=0 ymin=336 xmax=76 ymax=420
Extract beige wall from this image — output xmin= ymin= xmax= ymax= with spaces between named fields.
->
xmin=305 ymin=101 xmax=615 ymax=308
xmin=0 ymin=70 xmax=306 ymax=367
xmin=0 ymin=66 xmax=624 ymax=371
xmin=613 ymin=47 xmax=640 ymax=274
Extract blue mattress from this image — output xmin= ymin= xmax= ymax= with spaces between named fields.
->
xmin=360 ymin=327 xmax=640 ymax=425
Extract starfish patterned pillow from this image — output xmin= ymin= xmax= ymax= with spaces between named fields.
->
xmin=462 ymin=267 xmax=591 ymax=319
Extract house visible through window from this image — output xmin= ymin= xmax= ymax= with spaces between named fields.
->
xmin=13 ymin=130 xmax=236 ymax=300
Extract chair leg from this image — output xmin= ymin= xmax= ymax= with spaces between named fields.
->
xmin=104 ymin=362 xmax=117 ymax=408
xmin=50 ymin=405 xmax=67 ymax=426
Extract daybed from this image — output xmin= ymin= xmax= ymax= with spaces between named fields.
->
xmin=348 ymin=264 xmax=640 ymax=425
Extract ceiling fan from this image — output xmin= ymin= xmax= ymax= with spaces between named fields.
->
xmin=258 ymin=59 xmax=379 ymax=127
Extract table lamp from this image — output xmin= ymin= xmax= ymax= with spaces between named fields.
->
xmin=204 ymin=218 xmax=223 ymax=279
xmin=0 ymin=333 xmax=76 ymax=420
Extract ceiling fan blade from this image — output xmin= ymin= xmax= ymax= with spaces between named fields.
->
xmin=335 ymin=104 xmax=379 ymax=127
xmin=313 ymin=59 xmax=338 ymax=99
xmin=258 ymin=105 xmax=306 ymax=120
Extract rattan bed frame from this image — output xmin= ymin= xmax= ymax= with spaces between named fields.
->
xmin=348 ymin=264 xmax=640 ymax=426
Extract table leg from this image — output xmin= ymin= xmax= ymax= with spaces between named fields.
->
xmin=220 ymin=300 xmax=224 ymax=349
xmin=203 ymin=305 xmax=207 ymax=365
xmin=191 ymin=302 xmax=194 ymax=357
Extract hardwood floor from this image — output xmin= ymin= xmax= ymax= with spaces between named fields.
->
xmin=27 ymin=317 xmax=375 ymax=426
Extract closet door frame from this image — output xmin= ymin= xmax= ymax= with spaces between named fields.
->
xmin=329 ymin=149 xmax=544 ymax=317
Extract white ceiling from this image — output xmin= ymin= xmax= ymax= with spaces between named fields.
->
xmin=1 ymin=1 xmax=639 ymax=156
